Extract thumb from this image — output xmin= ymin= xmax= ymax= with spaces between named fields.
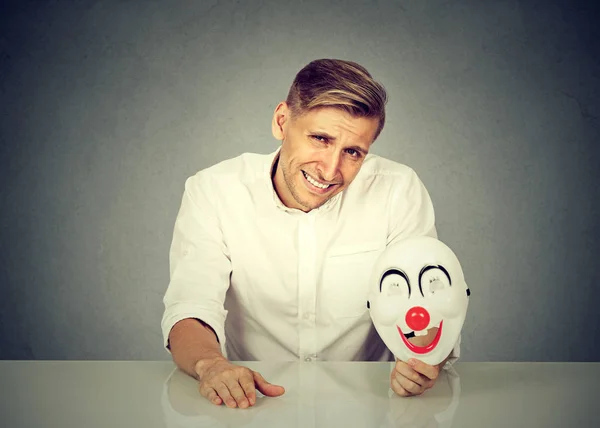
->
xmin=253 ymin=371 xmax=285 ymax=397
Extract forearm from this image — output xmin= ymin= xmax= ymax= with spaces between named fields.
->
xmin=168 ymin=318 xmax=226 ymax=380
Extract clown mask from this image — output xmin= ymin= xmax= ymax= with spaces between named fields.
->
xmin=367 ymin=236 xmax=470 ymax=366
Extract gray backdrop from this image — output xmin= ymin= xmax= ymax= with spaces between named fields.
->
xmin=1 ymin=0 xmax=598 ymax=362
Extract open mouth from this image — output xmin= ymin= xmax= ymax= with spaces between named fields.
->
xmin=302 ymin=170 xmax=337 ymax=195
xmin=397 ymin=320 xmax=444 ymax=354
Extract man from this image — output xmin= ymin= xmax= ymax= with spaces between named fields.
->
xmin=161 ymin=59 xmax=459 ymax=409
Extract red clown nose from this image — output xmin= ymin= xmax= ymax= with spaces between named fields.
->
xmin=405 ymin=306 xmax=430 ymax=331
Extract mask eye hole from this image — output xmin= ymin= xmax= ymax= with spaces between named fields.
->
xmin=421 ymin=268 xmax=450 ymax=296
xmin=381 ymin=273 xmax=410 ymax=298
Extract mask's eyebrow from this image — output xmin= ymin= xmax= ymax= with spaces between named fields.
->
xmin=379 ymin=269 xmax=411 ymax=297
xmin=418 ymin=265 xmax=452 ymax=296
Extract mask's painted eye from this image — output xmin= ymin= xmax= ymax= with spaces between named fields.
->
xmin=381 ymin=273 xmax=410 ymax=298
xmin=420 ymin=267 xmax=450 ymax=296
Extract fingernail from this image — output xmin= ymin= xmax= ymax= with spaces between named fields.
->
xmin=408 ymin=358 xmax=417 ymax=366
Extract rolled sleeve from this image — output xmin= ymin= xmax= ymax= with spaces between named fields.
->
xmin=161 ymin=172 xmax=231 ymax=357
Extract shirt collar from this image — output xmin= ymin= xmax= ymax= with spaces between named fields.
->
xmin=263 ymin=147 xmax=342 ymax=216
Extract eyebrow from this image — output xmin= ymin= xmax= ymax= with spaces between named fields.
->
xmin=380 ymin=269 xmax=411 ymax=297
xmin=418 ymin=265 xmax=452 ymax=296
xmin=309 ymin=131 xmax=369 ymax=156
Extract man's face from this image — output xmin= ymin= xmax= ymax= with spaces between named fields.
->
xmin=271 ymin=103 xmax=379 ymax=212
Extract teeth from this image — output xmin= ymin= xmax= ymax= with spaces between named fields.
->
xmin=415 ymin=329 xmax=428 ymax=337
xmin=304 ymin=172 xmax=330 ymax=189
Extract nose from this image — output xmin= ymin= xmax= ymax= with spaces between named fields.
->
xmin=405 ymin=306 xmax=430 ymax=331
xmin=318 ymin=149 xmax=341 ymax=182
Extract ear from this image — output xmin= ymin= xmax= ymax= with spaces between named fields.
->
xmin=271 ymin=102 xmax=289 ymax=141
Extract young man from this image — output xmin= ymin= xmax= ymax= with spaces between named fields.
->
xmin=162 ymin=59 xmax=458 ymax=408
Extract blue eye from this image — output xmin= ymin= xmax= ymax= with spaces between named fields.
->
xmin=345 ymin=148 xmax=363 ymax=159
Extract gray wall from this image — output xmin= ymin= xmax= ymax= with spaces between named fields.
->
xmin=1 ymin=0 xmax=598 ymax=362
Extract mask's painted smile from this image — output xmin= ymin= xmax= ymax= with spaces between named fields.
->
xmin=397 ymin=320 xmax=444 ymax=354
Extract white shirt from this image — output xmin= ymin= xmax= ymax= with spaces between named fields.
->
xmin=161 ymin=149 xmax=460 ymax=363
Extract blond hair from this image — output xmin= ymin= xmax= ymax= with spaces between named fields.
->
xmin=286 ymin=59 xmax=388 ymax=140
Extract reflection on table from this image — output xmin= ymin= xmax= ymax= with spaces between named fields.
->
xmin=162 ymin=361 xmax=461 ymax=428
xmin=2 ymin=361 xmax=599 ymax=427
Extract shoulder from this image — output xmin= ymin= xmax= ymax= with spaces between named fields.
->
xmin=352 ymin=153 xmax=422 ymax=190
xmin=187 ymin=152 xmax=270 ymax=187
xmin=198 ymin=152 xmax=268 ymax=179
xmin=339 ymin=154 xmax=428 ymax=213
xmin=180 ymin=152 xmax=271 ymax=207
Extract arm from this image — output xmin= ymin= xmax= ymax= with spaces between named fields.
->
xmin=161 ymin=172 xmax=231 ymax=363
xmin=387 ymin=166 xmax=438 ymax=246
xmin=169 ymin=318 xmax=225 ymax=380
xmin=388 ymin=167 xmax=463 ymax=364
xmin=162 ymin=172 xmax=284 ymax=407
xmin=387 ymin=167 xmax=458 ymax=395
xmin=169 ymin=316 xmax=284 ymax=408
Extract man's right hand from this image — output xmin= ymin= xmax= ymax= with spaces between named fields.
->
xmin=195 ymin=357 xmax=285 ymax=408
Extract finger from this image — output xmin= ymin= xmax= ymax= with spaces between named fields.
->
xmin=396 ymin=372 xmax=423 ymax=395
xmin=394 ymin=359 xmax=409 ymax=374
xmin=199 ymin=383 xmax=223 ymax=405
xmin=214 ymin=382 xmax=237 ymax=408
xmin=395 ymin=362 xmax=428 ymax=388
xmin=224 ymin=379 xmax=250 ymax=409
xmin=206 ymin=388 xmax=223 ymax=405
xmin=239 ymin=374 xmax=257 ymax=406
xmin=391 ymin=376 xmax=411 ymax=397
xmin=253 ymin=371 xmax=285 ymax=397
xmin=408 ymin=358 xmax=439 ymax=381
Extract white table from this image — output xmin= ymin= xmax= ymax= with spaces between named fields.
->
xmin=0 ymin=361 xmax=598 ymax=427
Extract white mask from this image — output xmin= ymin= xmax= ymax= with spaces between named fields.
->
xmin=367 ymin=236 xmax=470 ymax=365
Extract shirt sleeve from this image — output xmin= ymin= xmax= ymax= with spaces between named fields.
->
xmin=387 ymin=167 xmax=438 ymax=246
xmin=161 ymin=171 xmax=231 ymax=357
xmin=387 ymin=167 xmax=462 ymax=365
xmin=443 ymin=334 xmax=461 ymax=368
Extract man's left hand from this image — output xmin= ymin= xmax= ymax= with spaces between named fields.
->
xmin=390 ymin=358 xmax=441 ymax=397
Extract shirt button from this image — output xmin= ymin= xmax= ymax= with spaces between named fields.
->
xmin=304 ymin=356 xmax=312 ymax=362
xmin=303 ymin=312 xmax=313 ymax=320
